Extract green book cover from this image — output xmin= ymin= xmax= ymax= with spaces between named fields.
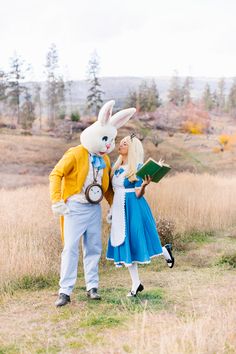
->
xmin=136 ymin=158 xmax=171 ymax=183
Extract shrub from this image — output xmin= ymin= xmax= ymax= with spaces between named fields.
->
xmin=218 ymin=134 xmax=230 ymax=146
xmin=182 ymin=120 xmax=204 ymax=134
xmin=71 ymin=112 xmax=80 ymax=122
xmin=156 ymin=216 xmax=175 ymax=245
xmin=214 ymin=133 xmax=236 ymax=152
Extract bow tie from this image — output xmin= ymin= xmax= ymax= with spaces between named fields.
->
xmin=90 ymin=155 xmax=106 ymax=170
xmin=114 ymin=167 xmax=125 ymax=176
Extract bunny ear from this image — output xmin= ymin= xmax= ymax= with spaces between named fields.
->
xmin=97 ymin=100 xmax=115 ymax=126
xmin=109 ymin=108 xmax=136 ymax=129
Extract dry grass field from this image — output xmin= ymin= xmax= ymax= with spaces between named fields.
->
xmin=0 ymin=134 xmax=70 ymax=188
xmin=0 ymin=173 xmax=236 ymax=291
xmin=0 ymin=132 xmax=236 ymax=353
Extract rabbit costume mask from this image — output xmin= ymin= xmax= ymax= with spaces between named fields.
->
xmin=80 ymin=100 xmax=136 ymax=156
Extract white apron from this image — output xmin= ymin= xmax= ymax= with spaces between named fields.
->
xmin=110 ymin=166 xmax=135 ymax=247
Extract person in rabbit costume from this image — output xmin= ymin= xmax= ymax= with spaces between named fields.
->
xmin=49 ymin=100 xmax=135 ymax=307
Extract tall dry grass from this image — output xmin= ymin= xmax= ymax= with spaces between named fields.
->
xmin=0 ymin=185 xmax=61 ymax=290
xmin=0 ymin=173 xmax=236 ymax=292
xmin=146 ymin=172 xmax=236 ymax=233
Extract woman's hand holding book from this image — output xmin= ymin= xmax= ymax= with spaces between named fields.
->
xmin=141 ymin=175 xmax=152 ymax=187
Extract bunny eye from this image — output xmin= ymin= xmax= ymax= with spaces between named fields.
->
xmin=102 ymin=136 xmax=108 ymax=142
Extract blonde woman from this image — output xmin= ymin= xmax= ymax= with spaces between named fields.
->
xmin=106 ymin=134 xmax=174 ymax=297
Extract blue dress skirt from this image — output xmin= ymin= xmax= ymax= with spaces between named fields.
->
xmin=106 ymin=168 xmax=163 ymax=266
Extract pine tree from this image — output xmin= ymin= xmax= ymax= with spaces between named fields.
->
xmin=66 ymin=79 xmax=73 ymax=116
xmin=125 ymin=80 xmax=161 ymax=112
xmin=57 ymin=76 xmax=66 ymax=119
xmin=182 ymin=76 xmax=193 ymax=105
xmin=168 ymin=72 xmax=182 ymax=106
xmin=125 ymin=89 xmax=138 ymax=109
xmin=21 ymin=88 xmax=36 ymax=130
xmin=202 ymin=83 xmax=214 ymax=111
xmin=217 ymin=78 xmax=226 ymax=113
xmin=7 ymin=54 xmax=28 ymax=125
xmin=147 ymin=79 xmax=161 ymax=111
xmin=138 ymin=80 xmax=149 ymax=112
xmin=34 ymin=83 xmax=42 ymax=130
xmin=212 ymin=90 xmax=219 ymax=110
xmin=0 ymin=70 xmax=8 ymax=102
xmin=86 ymin=51 xmax=104 ymax=115
xmin=0 ymin=70 xmax=8 ymax=118
xmin=228 ymin=78 xmax=236 ymax=117
xmin=45 ymin=44 xmax=65 ymax=127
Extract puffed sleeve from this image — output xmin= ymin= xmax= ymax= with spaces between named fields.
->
xmin=134 ymin=176 xmax=143 ymax=188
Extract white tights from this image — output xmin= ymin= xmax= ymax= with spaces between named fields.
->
xmin=128 ymin=263 xmax=140 ymax=292
xmin=128 ymin=247 xmax=171 ymax=292
xmin=162 ymin=246 xmax=171 ymax=260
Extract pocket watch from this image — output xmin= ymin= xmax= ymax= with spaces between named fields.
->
xmin=85 ymin=182 xmax=103 ymax=204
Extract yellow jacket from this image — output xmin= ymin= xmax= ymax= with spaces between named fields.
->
xmin=49 ymin=144 xmax=114 ymax=242
xmin=49 ymin=144 xmax=113 ymax=204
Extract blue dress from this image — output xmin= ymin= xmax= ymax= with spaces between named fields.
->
xmin=106 ymin=166 xmax=163 ymax=266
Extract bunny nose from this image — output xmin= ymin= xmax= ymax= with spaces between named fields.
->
xmin=106 ymin=143 xmax=111 ymax=149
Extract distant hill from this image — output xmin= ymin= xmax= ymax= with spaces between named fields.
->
xmin=26 ymin=76 xmax=235 ymax=112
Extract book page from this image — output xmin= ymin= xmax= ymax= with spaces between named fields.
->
xmin=146 ymin=157 xmax=170 ymax=168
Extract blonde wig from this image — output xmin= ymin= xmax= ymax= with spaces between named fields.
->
xmin=111 ymin=135 xmax=144 ymax=182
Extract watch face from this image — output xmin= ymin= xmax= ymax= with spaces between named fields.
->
xmin=89 ymin=185 xmax=103 ymax=202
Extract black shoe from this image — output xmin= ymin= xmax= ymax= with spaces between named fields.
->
xmin=127 ymin=283 xmax=144 ymax=297
xmin=55 ymin=293 xmax=71 ymax=307
xmin=164 ymin=243 xmax=175 ymax=268
xmin=87 ymin=288 xmax=101 ymax=300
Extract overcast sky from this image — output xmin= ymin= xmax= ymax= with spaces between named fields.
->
xmin=0 ymin=0 xmax=235 ymax=80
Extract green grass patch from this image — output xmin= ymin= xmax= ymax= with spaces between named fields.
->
xmin=35 ymin=346 xmax=61 ymax=354
xmin=185 ymin=230 xmax=214 ymax=244
xmin=68 ymin=341 xmax=84 ymax=350
xmin=15 ymin=274 xmax=58 ymax=290
xmin=50 ymin=307 xmax=76 ymax=323
xmin=77 ymin=286 xmax=164 ymax=313
xmin=0 ymin=345 xmax=19 ymax=354
xmin=83 ymin=332 xmax=103 ymax=345
xmin=217 ymin=252 xmax=236 ymax=268
xmin=0 ymin=273 xmax=59 ymax=295
xmin=173 ymin=230 xmax=214 ymax=250
xmin=80 ymin=313 xmax=123 ymax=329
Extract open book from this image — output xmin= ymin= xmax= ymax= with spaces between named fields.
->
xmin=136 ymin=158 xmax=171 ymax=183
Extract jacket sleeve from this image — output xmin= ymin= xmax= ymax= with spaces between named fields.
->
xmin=49 ymin=151 xmax=75 ymax=203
